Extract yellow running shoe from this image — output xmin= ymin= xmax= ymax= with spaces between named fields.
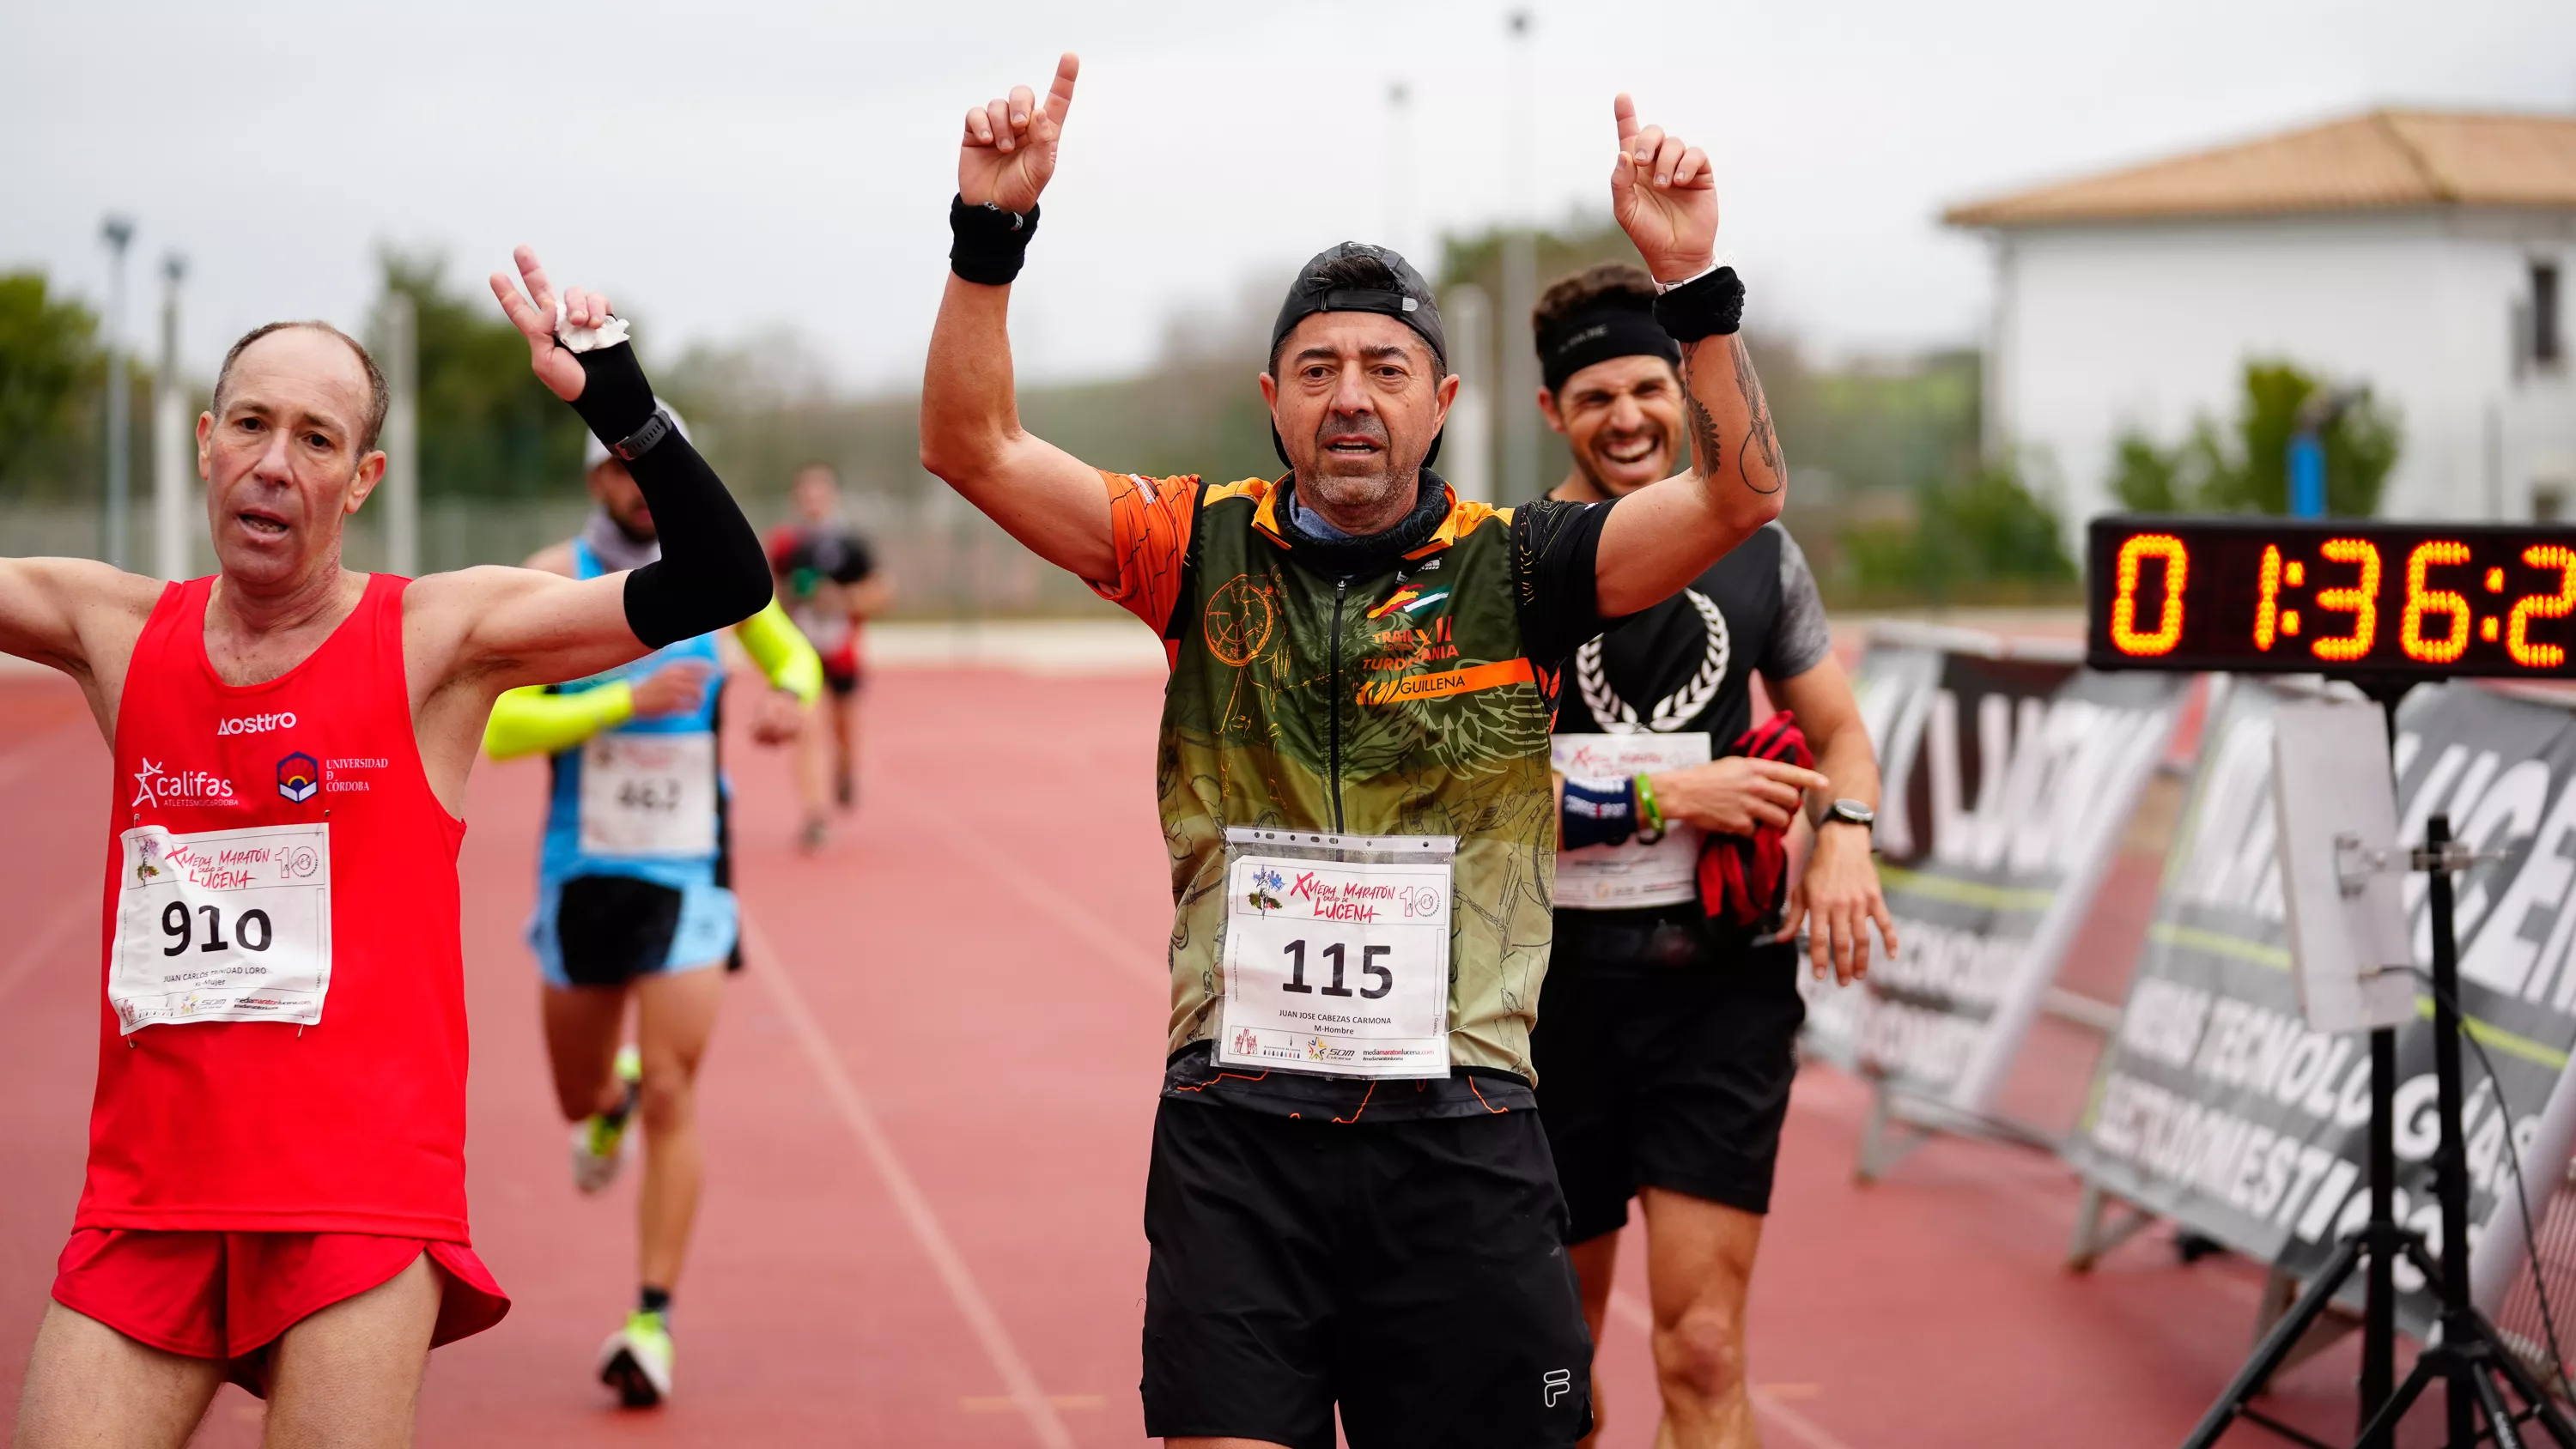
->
xmin=569 ymin=1045 xmax=642 ymax=1195
xmin=598 ymin=1307 xmax=673 ymax=1408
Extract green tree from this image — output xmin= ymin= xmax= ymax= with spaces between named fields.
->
xmin=2110 ymin=428 xmax=2187 ymax=512
xmin=2109 ymin=360 xmax=2400 ymax=517
xmin=0 ymin=273 xmax=104 ymax=492
xmin=1846 ymin=464 xmax=2075 ymax=602
xmin=376 ymin=251 xmax=586 ymax=499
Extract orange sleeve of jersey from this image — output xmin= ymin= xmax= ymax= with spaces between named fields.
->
xmin=1086 ymin=470 xmax=1201 ymax=633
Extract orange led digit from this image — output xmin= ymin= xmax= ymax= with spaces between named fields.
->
xmin=2253 ymin=544 xmax=2281 ymax=651
xmin=2086 ymin=519 xmax=2576 ymax=678
xmin=2310 ymin=538 xmax=2380 ymax=664
xmin=2510 ymin=544 xmax=2576 ymax=669
xmin=2399 ymin=539 xmax=2471 ymax=664
xmin=2110 ymin=533 xmax=2188 ymax=656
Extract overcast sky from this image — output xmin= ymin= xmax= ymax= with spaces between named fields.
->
xmin=4 ymin=0 xmax=2571 ymax=394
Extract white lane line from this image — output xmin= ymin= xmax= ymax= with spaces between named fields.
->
xmin=0 ymin=719 xmax=87 ymax=793
xmin=1607 ymin=1290 xmax=1865 ymax=1449
xmin=0 ymin=894 xmax=92 ymax=1008
xmin=896 ymin=800 xmax=1166 ymax=990
xmin=741 ymin=913 xmax=1077 ymax=1449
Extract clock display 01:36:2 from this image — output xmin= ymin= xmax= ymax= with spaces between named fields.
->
xmin=2085 ymin=518 xmax=2576 ymax=678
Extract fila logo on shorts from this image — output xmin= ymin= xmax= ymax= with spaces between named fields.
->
xmin=276 ymin=752 xmax=320 ymax=803
xmin=1543 ymin=1368 xmax=1573 ymax=1407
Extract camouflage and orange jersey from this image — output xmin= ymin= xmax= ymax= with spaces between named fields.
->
xmin=1087 ymin=469 xmax=1613 ymax=1103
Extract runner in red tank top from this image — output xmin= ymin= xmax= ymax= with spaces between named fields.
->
xmin=0 ymin=246 xmax=773 ymax=1448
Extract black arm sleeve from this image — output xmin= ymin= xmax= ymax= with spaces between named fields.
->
xmin=1511 ymin=497 xmax=1617 ymax=667
xmin=565 ymin=342 xmax=773 ymax=648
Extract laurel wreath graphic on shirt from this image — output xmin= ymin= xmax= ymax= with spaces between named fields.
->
xmin=1577 ymin=589 xmax=1729 ymax=734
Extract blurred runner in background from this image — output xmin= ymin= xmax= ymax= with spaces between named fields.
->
xmin=1529 ymin=262 xmax=1898 ymax=1449
xmin=767 ymin=464 xmax=890 ymax=849
xmin=484 ymin=407 xmax=819 ymax=1410
xmin=0 ymin=248 xmax=771 ymax=1446
xmin=920 ymin=52 xmax=1792 ymax=1449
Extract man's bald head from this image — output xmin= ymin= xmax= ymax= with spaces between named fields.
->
xmin=211 ymin=321 xmax=389 ymax=453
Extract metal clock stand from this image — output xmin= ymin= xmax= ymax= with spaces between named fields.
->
xmin=2184 ymin=683 xmax=2576 ymax=1449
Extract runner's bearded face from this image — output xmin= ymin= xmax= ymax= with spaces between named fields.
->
xmin=588 ymin=459 xmax=656 ymax=539
xmin=197 ymin=328 xmax=383 ymax=585
xmin=1262 ymin=312 xmax=1455 ymax=518
xmin=1547 ymin=353 xmax=1682 ymax=497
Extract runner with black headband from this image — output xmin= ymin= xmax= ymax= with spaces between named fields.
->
xmin=1531 ymin=262 xmax=1898 ymax=1449
xmin=0 ymin=247 xmax=769 ymax=1446
xmin=920 ymin=53 xmax=1792 ymax=1449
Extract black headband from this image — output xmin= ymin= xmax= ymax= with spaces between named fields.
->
xmin=1537 ymin=304 xmax=1681 ymax=396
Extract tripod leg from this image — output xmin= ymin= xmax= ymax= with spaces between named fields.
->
xmin=2352 ymin=1356 xmax=2439 ymax=1446
xmin=2179 ymin=1235 xmax=2366 ymax=1449
xmin=2470 ymin=1361 xmax=2530 ymax=1449
xmin=2468 ymin=1311 xmax=2576 ymax=1449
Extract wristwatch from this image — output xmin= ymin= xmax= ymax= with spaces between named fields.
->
xmin=1823 ymin=798 xmax=1876 ymax=833
xmin=610 ymin=409 xmax=675 ymax=463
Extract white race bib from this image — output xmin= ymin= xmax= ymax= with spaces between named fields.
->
xmin=1217 ymin=829 xmax=1454 ymax=1079
xmin=1552 ymin=732 xmax=1711 ymax=909
xmin=579 ymin=731 xmax=717 ymax=858
xmin=110 ymin=822 xmax=331 ymax=1034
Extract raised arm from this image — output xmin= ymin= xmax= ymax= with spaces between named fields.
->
xmin=916 ymin=52 xmax=1119 ymax=585
xmin=1590 ymin=95 xmax=1785 ymax=617
xmin=409 ymin=247 xmax=772 ymax=700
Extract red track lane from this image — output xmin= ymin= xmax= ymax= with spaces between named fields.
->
xmin=0 ymin=664 xmax=2453 ymax=1446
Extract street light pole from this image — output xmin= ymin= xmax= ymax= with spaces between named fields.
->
xmin=1386 ymin=81 xmax=1413 ymax=263
xmin=100 ymin=215 xmax=135 ymax=570
xmin=152 ymin=254 xmax=189 ymax=580
xmin=1500 ymin=9 xmax=1538 ymax=505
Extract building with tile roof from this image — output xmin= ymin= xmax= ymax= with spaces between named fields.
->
xmin=1947 ymin=109 xmax=2575 ymax=540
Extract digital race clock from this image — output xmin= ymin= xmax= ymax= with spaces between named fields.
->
xmin=2086 ymin=518 xmax=2576 ymax=679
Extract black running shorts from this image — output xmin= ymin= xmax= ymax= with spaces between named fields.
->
xmin=1533 ymin=912 xmax=1807 ymax=1240
xmin=1140 ymin=1097 xmax=1595 ymax=1449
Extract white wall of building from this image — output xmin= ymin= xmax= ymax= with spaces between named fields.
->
xmin=1982 ymin=210 xmax=2576 ymax=550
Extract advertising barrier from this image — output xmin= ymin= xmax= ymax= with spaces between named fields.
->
xmin=1801 ymin=623 xmax=2188 ymax=1173
xmin=2065 ymin=677 xmax=2576 ymax=1328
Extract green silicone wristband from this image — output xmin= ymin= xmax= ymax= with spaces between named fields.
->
xmin=1632 ymin=773 xmax=1664 ymax=834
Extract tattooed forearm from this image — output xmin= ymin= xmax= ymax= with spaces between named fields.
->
xmin=1679 ymin=336 xmax=1783 ymax=495
xmin=1730 ymin=335 xmax=1784 ymax=493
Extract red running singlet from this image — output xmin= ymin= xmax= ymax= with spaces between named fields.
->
xmin=81 ymin=574 xmax=475 ymax=1241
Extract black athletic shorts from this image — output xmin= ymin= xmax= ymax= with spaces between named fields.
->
xmin=1533 ymin=909 xmax=1806 ymax=1240
xmin=1140 ymin=1096 xmax=1595 ymax=1449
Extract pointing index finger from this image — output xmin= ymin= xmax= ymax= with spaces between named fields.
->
xmin=1613 ymin=93 xmax=1638 ymax=146
xmin=513 ymin=245 xmax=557 ymax=313
xmin=1045 ymin=52 xmax=1079 ymax=126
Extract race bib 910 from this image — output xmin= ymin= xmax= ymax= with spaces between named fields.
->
xmin=109 ymin=822 xmax=331 ymax=1034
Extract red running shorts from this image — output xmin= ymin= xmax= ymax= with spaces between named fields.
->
xmin=51 ymin=1228 xmax=509 ymax=1396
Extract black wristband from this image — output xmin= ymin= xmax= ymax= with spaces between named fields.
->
xmin=949 ymin=194 xmax=1040 ymax=286
xmin=566 ymin=339 xmax=658 ymax=451
xmin=1652 ymin=266 xmax=1746 ymax=343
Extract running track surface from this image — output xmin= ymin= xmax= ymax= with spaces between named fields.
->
xmin=0 ymin=664 xmax=2457 ymax=1447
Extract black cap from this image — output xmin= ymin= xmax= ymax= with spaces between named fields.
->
xmin=1268 ymin=242 xmax=1447 ymax=373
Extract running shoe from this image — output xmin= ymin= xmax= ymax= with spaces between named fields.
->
xmin=598 ymin=1308 xmax=673 ymax=1408
xmin=569 ymin=1046 xmax=641 ymax=1195
xmin=799 ymin=816 xmax=828 ymax=853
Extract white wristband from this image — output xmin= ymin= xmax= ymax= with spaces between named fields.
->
xmin=1655 ymin=259 xmax=1727 ymax=294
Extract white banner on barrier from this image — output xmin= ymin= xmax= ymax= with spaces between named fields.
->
xmin=1800 ymin=624 xmax=2187 ymax=1121
xmin=2065 ymin=677 xmax=2576 ymax=1328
